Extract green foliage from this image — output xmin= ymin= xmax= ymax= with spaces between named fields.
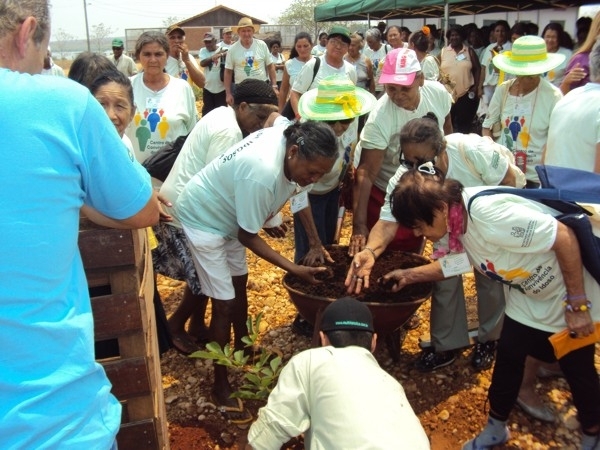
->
xmin=189 ymin=313 xmax=283 ymax=402
xmin=277 ymin=0 xmax=367 ymax=40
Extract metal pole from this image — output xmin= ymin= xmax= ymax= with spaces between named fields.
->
xmin=83 ymin=0 xmax=90 ymax=52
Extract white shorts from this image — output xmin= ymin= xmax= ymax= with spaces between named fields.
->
xmin=182 ymin=225 xmax=248 ymax=300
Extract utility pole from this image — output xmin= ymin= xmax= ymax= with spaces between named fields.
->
xmin=83 ymin=0 xmax=90 ymax=52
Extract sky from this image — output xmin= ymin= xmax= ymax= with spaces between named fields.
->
xmin=50 ymin=0 xmax=295 ymax=40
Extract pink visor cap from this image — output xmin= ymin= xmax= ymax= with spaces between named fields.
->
xmin=379 ymin=48 xmax=422 ymax=86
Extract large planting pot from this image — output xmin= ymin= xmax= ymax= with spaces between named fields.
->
xmin=282 ymin=246 xmax=433 ymax=360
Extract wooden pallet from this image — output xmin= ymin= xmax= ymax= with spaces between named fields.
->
xmin=79 ymin=219 xmax=169 ymax=450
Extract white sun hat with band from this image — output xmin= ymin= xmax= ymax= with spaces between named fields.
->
xmin=298 ymin=75 xmax=377 ymax=121
xmin=492 ymin=35 xmax=566 ymax=76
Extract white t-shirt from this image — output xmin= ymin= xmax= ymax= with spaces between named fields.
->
xmin=542 ymin=47 xmax=572 ymax=87
xmin=311 ymin=119 xmax=358 ymax=195
xmin=248 ymin=346 xmax=430 ymax=450
xmin=380 ymin=133 xmax=511 ymax=221
xmin=165 ymin=54 xmax=201 ymax=85
xmin=199 ymin=46 xmax=225 ymax=94
xmin=545 ymin=83 xmax=600 ymax=171
xmin=463 ymin=188 xmax=600 ymax=333
xmin=421 ymin=55 xmax=440 ymax=82
xmin=225 ymin=38 xmax=271 ymax=83
xmin=175 ymin=124 xmax=310 ymax=239
xmin=358 ymin=80 xmax=452 ymax=191
xmin=285 ymin=57 xmax=310 ymax=87
xmin=160 ymin=106 xmax=242 ymax=227
xmin=482 ymin=78 xmax=562 ymax=182
xmin=480 ymin=41 xmax=512 ymax=87
xmin=291 ymin=56 xmax=357 ymax=94
xmin=363 ymin=44 xmax=391 ymax=92
xmin=125 ymin=74 xmax=197 ymax=164
xmin=311 ymin=44 xmax=326 ymax=56
xmin=271 ymin=52 xmax=285 ymax=82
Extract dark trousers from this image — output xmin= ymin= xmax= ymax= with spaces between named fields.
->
xmin=489 ymin=316 xmax=600 ymax=430
xmin=293 ymin=190 xmax=340 ymax=263
xmin=201 ymin=89 xmax=227 ymax=117
xmin=451 ymin=92 xmax=480 ymax=134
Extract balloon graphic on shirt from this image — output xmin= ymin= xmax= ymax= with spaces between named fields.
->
xmin=509 ymin=116 xmax=521 ymax=141
xmin=244 ymin=55 xmax=254 ymax=76
xmin=519 ymin=126 xmax=530 ymax=149
xmin=157 ymin=116 xmax=170 ymax=139
xmin=147 ymin=108 xmax=161 ymax=132
xmin=136 ymin=118 xmax=151 ymax=151
xmin=502 ymin=127 xmax=514 ymax=150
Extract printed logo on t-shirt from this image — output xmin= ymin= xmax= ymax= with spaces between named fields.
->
xmin=132 ymin=107 xmax=170 ymax=154
xmin=478 ymin=260 xmax=558 ymax=295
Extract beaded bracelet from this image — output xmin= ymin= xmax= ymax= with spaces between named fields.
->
xmin=563 ymin=300 xmax=592 ymax=313
xmin=364 ymin=246 xmax=377 ymax=260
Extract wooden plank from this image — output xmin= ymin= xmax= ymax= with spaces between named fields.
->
xmin=103 ymin=357 xmax=151 ymax=400
xmin=117 ymin=419 xmax=158 ymax=450
xmin=78 ymin=228 xmax=136 ymax=270
xmin=91 ymin=292 xmax=143 ymax=340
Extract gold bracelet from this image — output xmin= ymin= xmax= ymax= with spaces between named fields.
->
xmin=364 ymin=246 xmax=377 ymax=260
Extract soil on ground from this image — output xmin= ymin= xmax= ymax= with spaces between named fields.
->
xmin=159 ymin=207 xmax=599 ymax=450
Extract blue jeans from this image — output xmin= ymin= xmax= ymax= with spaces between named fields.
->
xmin=293 ymin=190 xmax=340 ymax=263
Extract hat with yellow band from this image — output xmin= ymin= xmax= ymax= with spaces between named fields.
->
xmin=298 ymin=75 xmax=377 ymax=121
xmin=492 ymin=35 xmax=565 ymax=76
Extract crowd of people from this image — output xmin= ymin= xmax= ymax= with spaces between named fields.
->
xmin=4 ymin=1 xmax=599 ymax=448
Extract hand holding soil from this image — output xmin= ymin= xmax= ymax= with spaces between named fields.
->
xmin=345 ymin=248 xmax=376 ymax=294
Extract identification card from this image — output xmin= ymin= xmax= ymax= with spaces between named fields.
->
xmin=439 ymin=253 xmax=471 ymax=277
xmin=146 ymin=97 xmax=160 ymax=109
xmin=290 ymin=191 xmax=309 ymax=213
xmin=456 ymin=53 xmax=466 ymax=61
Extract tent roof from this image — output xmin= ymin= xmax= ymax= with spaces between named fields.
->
xmin=314 ymin=0 xmax=599 ymax=22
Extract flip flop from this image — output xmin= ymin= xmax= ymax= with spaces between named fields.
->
xmin=212 ymin=395 xmax=253 ymax=428
xmin=170 ymin=333 xmax=200 ymax=355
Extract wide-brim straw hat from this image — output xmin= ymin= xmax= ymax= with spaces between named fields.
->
xmin=298 ymin=75 xmax=377 ymax=121
xmin=493 ymin=35 xmax=565 ymax=76
xmin=232 ymin=17 xmax=260 ymax=33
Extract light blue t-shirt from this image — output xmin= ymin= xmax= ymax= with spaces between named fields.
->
xmin=0 ymin=69 xmax=152 ymax=449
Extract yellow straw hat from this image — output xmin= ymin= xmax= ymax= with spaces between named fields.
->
xmin=232 ymin=17 xmax=260 ymax=33
xmin=298 ymin=75 xmax=377 ymax=121
xmin=492 ymin=35 xmax=565 ymax=76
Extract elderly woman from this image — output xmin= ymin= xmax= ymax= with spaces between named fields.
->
xmin=347 ymin=114 xmax=523 ymax=371
xmin=363 ymin=28 xmax=392 ymax=98
xmin=385 ymin=25 xmax=406 ymax=50
xmin=408 ymin=27 xmax=439 ymax=82
xmin=440 ymin=24 xmax=481 ymax=134
xmin=125 ymin=31 xmax=197 ymax=166
xmin=482 ymin=35 xmax=563 ymax=188
xmin=173 ymin=121 xmax=338 ymax=422
xmin=361 ymin=169 xmax=600 ymax=450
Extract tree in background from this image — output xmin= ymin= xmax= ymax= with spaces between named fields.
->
xmin=53 ymin=28 xmax=75 ymax=60
xmin=163 ymin=17 xmax=181 ymax=28
xmin=91 ymin=23 xmax=114 ymax=52
xmin=278 ymin=0 xmax=365 ymax=42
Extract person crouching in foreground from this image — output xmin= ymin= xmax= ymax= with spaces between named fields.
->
xmin=246 ymin=297 xmax=430 ymax=449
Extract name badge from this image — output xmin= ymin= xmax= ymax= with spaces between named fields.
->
xmin=146 ymin=97 xmax=160 ymax=109
xmin=439 ymin=252 xmax=471 ymax=277
xmin=456 ymin=53 xmax=466 ymax=61
xmin=290 ymin=191 xmax=309 ymax=214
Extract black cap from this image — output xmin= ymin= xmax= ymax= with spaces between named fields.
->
xmin=320 ymin=297 xmax=374 ymax=333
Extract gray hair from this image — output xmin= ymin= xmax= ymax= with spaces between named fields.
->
xmin=283 ymin=121 xmax=337 ymax=161
xmin=365 ymin=28 xmax=382 ymax=42
xmin=134 ymin=31 xmax=169 ymax=59
xmin=0 ymin=0 xmax=50 ymax=44
xmin=590 ymin=38 xmax=600 ymax=82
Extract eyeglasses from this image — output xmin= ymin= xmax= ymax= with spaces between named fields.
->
xmin=399 ymin=158 xmax=434 ymax=169
xmin=325 ymin=117 xmax=355 ymax=126
xmin=328 ymin=38 xmax=349 ymax=48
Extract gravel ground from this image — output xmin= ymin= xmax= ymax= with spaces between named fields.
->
xmin=158 ymin=208 xmax=600 ymax=450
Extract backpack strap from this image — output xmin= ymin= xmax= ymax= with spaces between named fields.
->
xmin=467 ymin=188 xmax=587 ymax=219
xmin=311 ymin=56 xmax=321 ymax=84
